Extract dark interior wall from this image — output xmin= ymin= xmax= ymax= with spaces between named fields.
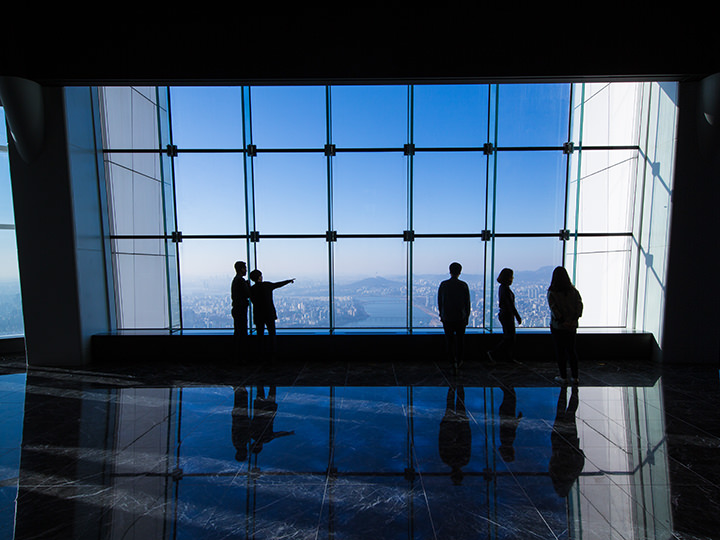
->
xmin=661 ymin=77 xmax=720 ymax=364
xmin=5 ymin=84 xmax=112 ymax=366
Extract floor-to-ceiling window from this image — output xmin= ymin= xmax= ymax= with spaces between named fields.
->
xmin=99 ymin=82 xmax=678 ymax=336
xmin=0 ymin=104 xmax=24 ymax=338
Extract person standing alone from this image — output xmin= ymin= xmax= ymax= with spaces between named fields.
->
xmin=438 ymin=262 xmax=471 ymax=367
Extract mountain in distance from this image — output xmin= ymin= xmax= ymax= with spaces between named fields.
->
xmin=335 ymin=276 xmax=405 ymax=295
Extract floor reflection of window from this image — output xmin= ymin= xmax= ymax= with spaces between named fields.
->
xmin=104 ymin=382 xmax=673 ymax=538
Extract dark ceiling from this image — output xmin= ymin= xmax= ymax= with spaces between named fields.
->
xmin=3 ymin=9 xmax=717 ymax=86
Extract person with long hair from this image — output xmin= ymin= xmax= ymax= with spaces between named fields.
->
xmin=487 ymin=268 xmax=522 ymax=363
xmin=547 ymin=266 xmax=583 ymax=385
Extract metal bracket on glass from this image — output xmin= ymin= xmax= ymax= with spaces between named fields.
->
xmin=559 ymin=229 xmax=570 ymax=241
xmin=246 ymin=144 xmax=257 ymax=157
xmin=404 ymin=144 xmax=415 ymax=156
xmin=171 ymin=231 xmax=183 ymax=243
xmin=563 ymin=142 xmax=574 ymax=154
xmin=403 ymin=230 xmax=415 ymax=242
xmin=324 ymin=144 xmax=336 ymax=157
xmin=166 ymin=144 xmax=178 ymax=157
xmin=481 ymin=229 xmax=492 ymax=241
xmin=250 ymin=231 xmax=260 ymax=243
xmin=325 ymin=230 xmax=337 ymax=242
xmin=483 ymin=143 xmax=494 ymax=155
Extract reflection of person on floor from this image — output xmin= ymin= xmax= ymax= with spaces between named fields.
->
xmin=549 ymin=385 xmax=585 ymax=497
xmin=439 ymin=385 xmax=471 ymax=485
xmin=250 ymin=386 xmax=294 ymax=455
xmin=498 ymin=387 xmax=522 ymax=462
xmin=231 ymin=386 xmax=251 ymax=462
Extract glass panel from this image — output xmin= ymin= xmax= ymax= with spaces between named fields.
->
xmin=413 ymin=152 xmax=487 ymax=234
xmin=497 ymin=84 xmax=571 ymax=147
xmin=567 ymin=149 xmax=637 ymax=234
xmin=250 ymin=86 xmax=326 ymax=149
xmin=0 ymin=230 xmax=24 ymax=337
xmin=573 ymin=82 xmax=643 ymax=147
xmin=174 ymin=153 xmax=245 ymax=235
xmin=490 ymin=237 xmax=563 ymax=329
xmin=413 ymin=84 xmax=489 ymax=147
xmin=331 ymin=85 xmax=407 ymax=148
xmin=169 ymin=86 xmax=243 ymax=149
xmin=567 ymin=235 xmax=631 ymax=328
xmin=253 ymin=239 xmax=329 ymax=328
xmin=333 ymin=238 xmax=406 ymax=329
xmin=333 ymin=153 xmax=407 ymax=235
xmin=493 ymin=151 xmax=567 ymax=234
xmin=253 ymin=153 xmax=327 ymax=235
xmin=179 ymin=239 xmax=248 ymax=329
xmin=113 ymin=253 xmax=169 ymax=329
xmin=412 ymin=238 xmax=485 ymax=329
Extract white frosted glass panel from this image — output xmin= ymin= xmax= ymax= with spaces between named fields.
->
xmin=331 ymin=86 xmax=407 ymax=148
xmin=573 ymin=82 xmax=643 ymax=146
xmin=169 ymin=87 xmax=243 ymax=149
xmin=569 ymin=236 xmax=631 ymax=327
xmin=114 ymin=253 xmax=169 ymax=329
xmin=333 ymin=238 xmax=406 ymax=328
xmin=333 ymin=153 xmax=407 ymax=234
xmin=568 ymin=149 xmax=638 ymax=233
xmin=174 ymin=153 xmax=245 ymax=235
xmin=413 ymin=152 xmax=487 ymax=233
xmin=250 ymin=86 xmax=326 ymax=149
xmin=413 ymin=85 xmax=489 ymax=147
xmin=253 ymin=153 xmax=327 ymax=235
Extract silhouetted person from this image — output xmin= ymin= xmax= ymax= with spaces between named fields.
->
xmin=547 ymin=266 xmax=583 ymax=385
xmin=549 ymin=385 xmax=584 ymax=497
xmin=498 ymin=386 xmax=522 ymax=462
xmin=231 ymin=386 xmax=250 ymax=462
xmin=438 ymin=262 xmax=471 ymax=367
xmin=250 ymin=386 xmax=294 ymax=455
xmin=248 ymin=269 xmax=295 ymax=359
xmin=231 ymin=261 xmax=251 ymax=358
xmin=488 ymin=268 xmax=522 ymax=363
xmin=439 ymin=385 xmax=471 ymax=485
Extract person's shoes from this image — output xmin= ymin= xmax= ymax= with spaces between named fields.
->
xmin=554 ymin=376 xmax=568 ymax=385
xmin=486 ymin=351 xmax=496 ymax=365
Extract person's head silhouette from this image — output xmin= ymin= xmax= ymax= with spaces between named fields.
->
xmin=249 ymin=269 xmax=263 ymax=283
xmin=497 ymin=268 xmax=514 ymax=285
xmin=235 ymin=261 xmax=247 ymax=276
xmin=449 ymin=262 xmax=462 ymax=277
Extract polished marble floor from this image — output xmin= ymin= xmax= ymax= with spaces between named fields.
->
xmin=1 ymin=350 xmax=719 ymax=539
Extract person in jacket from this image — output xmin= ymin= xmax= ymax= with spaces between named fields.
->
xmin=437 ymin=262 xmax=471 ymax=366
xmin=488 ymin=268 xmax=522 ymax=363
xmin=248 ymin=269 xmax=294 ymax=358
xmin=231 ymin=261 xmax=251 ymax=358
xmin=547 ymin=266 xmax=583 ymax=385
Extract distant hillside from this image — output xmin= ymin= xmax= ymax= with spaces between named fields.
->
xmin=336 ymin=276 xmax=405 ymax=294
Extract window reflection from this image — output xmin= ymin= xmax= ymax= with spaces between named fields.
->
xmin=104 ymin=382 xmax=672 ymax=539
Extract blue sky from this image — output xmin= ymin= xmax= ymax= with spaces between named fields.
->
xmin=166 ymin=84 xmax=572 ymax=282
